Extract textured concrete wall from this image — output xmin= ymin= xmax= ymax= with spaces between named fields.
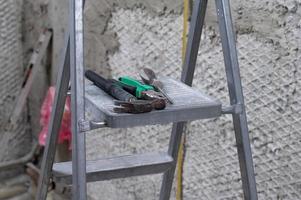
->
xmin=25 ymin=0 xmax=301 ymax=199
xmin=22 ymin=0 xmax=51 ymax=138
xmin=84 ymin=0 xmax=301 ymax=199
xmin=0 ymin=1 xmax=52 ymax=198
xmin=0 ymin=0 xmax=31 ymax=176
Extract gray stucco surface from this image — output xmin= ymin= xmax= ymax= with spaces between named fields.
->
xmin=85 ymin=1 xmax=301 ymax=199
xmin=17 ymin=0 xmax=301 ymax=199
xmin=0 ymin=0 xmax=30 ymax=174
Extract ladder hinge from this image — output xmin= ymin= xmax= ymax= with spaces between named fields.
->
xmin=222 ymin=103 xmax=243 ymax=115
xmin=78 ymin=120 xmax=107 ymax=132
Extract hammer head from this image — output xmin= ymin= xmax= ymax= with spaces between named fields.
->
xmin=151 ymin=99 xmax=166 ymax=110
xmin=113 ymin=99 xmax=166 ymax=114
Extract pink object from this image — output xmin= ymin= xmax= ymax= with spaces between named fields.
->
xmin=39 ymin=86 xmax=72 ymax=149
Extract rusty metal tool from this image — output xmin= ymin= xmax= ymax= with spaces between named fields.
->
xmin=113 ymin=100 xmax=153 ymax=114
xmin=140 ymin=68 xmax=174 ymax=104
xmin=114 ymin=99 xmax=165 ymax=113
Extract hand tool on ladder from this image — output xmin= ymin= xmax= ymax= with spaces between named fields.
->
xmin=140 ymin=68 xmax=174 ymax=104
xmin=85 ymin=70 xmax=136 ymax=102
xmin=85 ymin=70 xmax=165 ymax=113
xmin=118 ymin=76 xmax=166 ymax=102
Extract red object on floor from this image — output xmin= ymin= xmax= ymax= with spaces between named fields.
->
xmin=39 ymin=86 xmax=71 ymax=149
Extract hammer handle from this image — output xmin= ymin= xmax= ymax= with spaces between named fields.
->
xmin=85 ymin=70 xmax=136 ymax=102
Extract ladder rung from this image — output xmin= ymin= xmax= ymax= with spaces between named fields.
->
xmin=52 ymin=152 xmax=174 ymax=184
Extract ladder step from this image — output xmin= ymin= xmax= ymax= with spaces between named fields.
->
xmin=52 ymin=152 xmax=174 ymax=184
xmin=85 ymin=76 xmax=222 ymax=128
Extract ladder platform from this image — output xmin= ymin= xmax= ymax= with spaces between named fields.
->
xmin=85 ymin=77 xmax=222 ymax=128
xmin=52 ymin=152 xmax=174 ymax=184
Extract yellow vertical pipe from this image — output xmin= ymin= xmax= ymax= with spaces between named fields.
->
xmin=176 ymin=0 xmax=189 ymax=199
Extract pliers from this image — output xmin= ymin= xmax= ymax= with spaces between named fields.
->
xmin=139 ymin=68 xmax=173 ymax=104
xmin=118 ymin=76 xmax=166 ymax=101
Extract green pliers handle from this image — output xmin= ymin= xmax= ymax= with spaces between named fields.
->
xmin=118 ymin=76 xmax=154 ymax=98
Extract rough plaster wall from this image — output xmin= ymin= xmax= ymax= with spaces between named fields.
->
xmin=22 ymin=0 xmax=51 ymax=138
xmin=0 ymin=0 xmax=31 ymax=177
xmin=0 ymin=1 xmax=51 ymax=198
xmin=84 ymin=0 xmax=301 ymax=200
xmin=83 ymin=0 xmax=183 ymax=77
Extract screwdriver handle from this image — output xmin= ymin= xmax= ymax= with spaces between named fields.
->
xmin=85 ymin=70 xmax=136 ymax=102
xmin=116 ymin=81 xmax=137 ymax=96
xmin=119 ymin=76 xmax=154 ymax=98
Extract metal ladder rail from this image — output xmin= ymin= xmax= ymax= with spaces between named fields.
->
xmin=36 ymin=37 xmax=70 ymax=200
xmin=160 ymin=0 xmax=258 ymax=199
xmin=215 ymin=0 xmax=258 ymax=199
xmin=36 ymin=0 xmax=86 ymax=198
xmin=69 ymin=0 xmax=86 ymax=199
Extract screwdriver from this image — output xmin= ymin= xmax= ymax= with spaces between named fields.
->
xmin=118 ymin=76 xmax=165 ymax=101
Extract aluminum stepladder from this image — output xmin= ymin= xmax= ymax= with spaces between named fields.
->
xmin=36 ymin=0 xmax=258 ymax=199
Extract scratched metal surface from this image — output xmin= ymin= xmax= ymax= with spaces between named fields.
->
xmin=85 ymin=77 xmax=221 ymax=128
